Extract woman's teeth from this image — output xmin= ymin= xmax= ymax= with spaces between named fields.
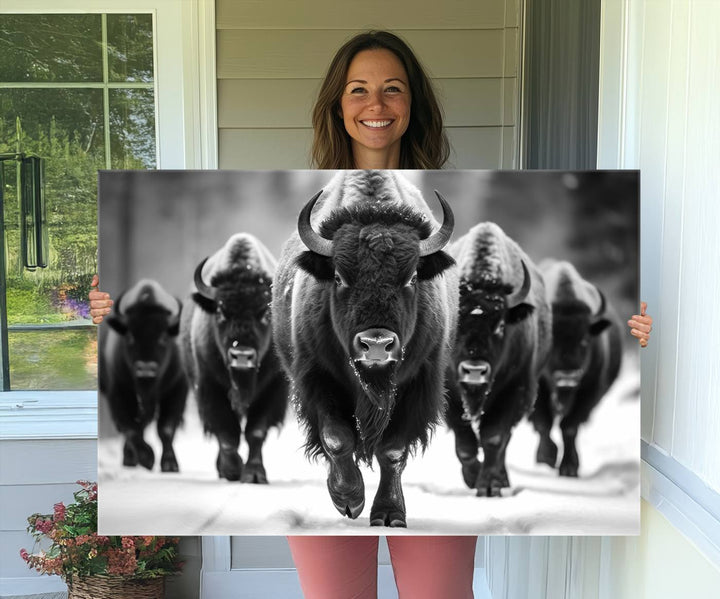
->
xmin=362 ymin=120 xmax=392 ymax=128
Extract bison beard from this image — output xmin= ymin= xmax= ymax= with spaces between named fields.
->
xmin=227 ymin=368 xmax=257 ymax=418
xmin=350 ymin=361 xmax=398 ymax=464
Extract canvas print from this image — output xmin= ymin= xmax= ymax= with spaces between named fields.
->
xmin=97 ymin=169 xmax=640 ymax=535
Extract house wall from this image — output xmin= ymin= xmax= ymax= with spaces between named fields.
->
xmin=215 ymin=0 xmax=522 ymax=169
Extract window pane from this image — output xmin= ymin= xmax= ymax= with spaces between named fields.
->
xmin=8 ymin=329 xmax=97 ymax=390
xmin=107 ymin=14 xmax=154 ymax=83
xmin=0 ymin=14 xmax=103 ymax=82
xmin=110 ymin=89 xmax=156 ymax=169
xmin=2 ymin=89 xmax=102 ymax=390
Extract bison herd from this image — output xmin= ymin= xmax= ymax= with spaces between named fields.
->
xmin=100 ymin=171 xmax=627 ymax=527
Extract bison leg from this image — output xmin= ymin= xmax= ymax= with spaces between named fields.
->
xmin=370 ymin=445 xmax=408 ymax=528
xmin=123 ymin=429 xmax=154 ymax=470
xmin=445 ymin=381 xmax=481 ymax=489
xmin=320 ymin=417 xmax=365 ymax=520
xmin=196 ymin=379 xmax=244 ymax=481
xmin=241 ymin=427 xmax=268 ymax=484
xmin=157 ymin=380 xmax=187 ymax=473
xmin=558 ymin=423 xmax=579 ymax=477
xmin=531 ymin=377 xmax=558 ymax=468
xmin=476 ymin=393 xmax=522 ymax=497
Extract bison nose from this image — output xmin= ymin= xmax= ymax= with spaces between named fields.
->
xmin=133 ymin=361 xmax=159 ymax=378
xmin=352 ymin=328 xmax=401 ymax=365
xmin=552 ymin=369 xmax=583 ymax=388
xmin=458 ymin=360 xmax=492 ymax=386
xmin=228 ymin=346 xmax=258 ymax=370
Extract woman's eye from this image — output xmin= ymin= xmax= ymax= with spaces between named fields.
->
xmin=385 ymin=86 xmax=402 ymax=93
xmin=349 ymin=86 xmax=367 ymax=95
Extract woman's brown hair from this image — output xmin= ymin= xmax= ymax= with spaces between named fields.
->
xmin=311 ymin=31 xmax=450 ymax=170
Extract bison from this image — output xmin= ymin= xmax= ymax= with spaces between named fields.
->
xmin=100 ymin=279 xmax=187 ymax=472
xmin=180 ymin=233 xmax=288 ymax=483
xmin=273 ymin=171 xmax=458 ymax=527
xmin=530 ymin=259 xmax=622 ymax=477
xmin=445 ymin=222 xmax=552 ymax=496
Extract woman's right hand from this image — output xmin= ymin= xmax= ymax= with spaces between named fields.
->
xmin=89 ymin=274 xmax=113 ymax=324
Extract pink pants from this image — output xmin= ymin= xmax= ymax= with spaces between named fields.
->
xmin=287 ymin=536 xmax=477 ymax=599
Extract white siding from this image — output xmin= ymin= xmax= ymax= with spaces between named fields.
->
xmin=215 ymin=0 xmax=523 ymax=169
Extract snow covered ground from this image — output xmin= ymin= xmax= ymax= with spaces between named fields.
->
xmin=98 ymin=357 xmax=640 ymax=536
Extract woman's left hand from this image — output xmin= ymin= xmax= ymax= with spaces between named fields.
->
xmin=628 ymin=301 xmax=652 ymax=348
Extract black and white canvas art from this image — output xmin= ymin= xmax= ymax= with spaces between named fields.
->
xmin=97 ymin=169 xmax=640 ymax=535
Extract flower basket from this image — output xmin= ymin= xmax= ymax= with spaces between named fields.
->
xmin=20 ymin=481 xmax=182 ymax=596
xmin=67 ymin=574 xmax=165 ymax=599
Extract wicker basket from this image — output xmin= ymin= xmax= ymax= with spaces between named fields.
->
xmin=67 ymin=575 xmax=165 ymax=599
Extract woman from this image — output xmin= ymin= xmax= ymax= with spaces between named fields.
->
xmin=90 ymin=30 xmax=653 ymax=599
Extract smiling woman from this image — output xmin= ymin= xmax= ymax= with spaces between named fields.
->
xmin=311 ymin=30 xmax=449 ymax=170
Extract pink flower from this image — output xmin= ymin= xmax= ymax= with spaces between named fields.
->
xmin=121 ymin=537 xmax=135 ymax=550
xmin=53 ymin=502 xmax=66 ymax=522
xmin=20 ymin=548 xmax=29 ymax=562
xmin=35 ymin=518 xmax=53 ymax=534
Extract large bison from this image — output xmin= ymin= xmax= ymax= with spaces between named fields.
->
xmin=445 ymin=222 xmax=552 ymax=496
xmin=530 ymin=259 xmax=622 ymax=477
xmin=180 ymin=233 xmax=288 ymax=483
xmin=100 ymin=279 xmax=187 ymax=472
xmin=273 ymin=171 xmax=458 ymax=527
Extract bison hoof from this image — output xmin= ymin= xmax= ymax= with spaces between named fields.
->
xmin=475 ymin=470 xmax=509 ymax=497
xmin=161 ymin=453 xmax=179 ymax=473
xmin=461 ymin=459 xmax=481 ymax=489
xmin=217 ymin=451 xmax=243 ymax=481
xmin=536 ymin=439 xmax=558 ymax=468
xmin=327 ymin=482 xmax=365 ymax=520
xmin=370 ymin=509 xmax=407 ymax=528
xmin=240 ymin=463 xmax=268 ymax=484
xmin=559 ymin=462 xmax=579 ymax=477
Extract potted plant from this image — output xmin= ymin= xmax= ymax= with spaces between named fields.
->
xmin=20 ymin=480 xmax=182 ymax=599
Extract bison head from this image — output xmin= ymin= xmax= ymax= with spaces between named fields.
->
xmin=192 ymin=260 xmax=272 ymax=411
xmin=548 ymin=290 xmax=611 ymax=414
xmin=106 ymin=283 xmax=181 ymax=417
xmin=454 ymin=263 xmax=533 ymax=415
xmin=295 ymin=189 xmax=455 ymax=445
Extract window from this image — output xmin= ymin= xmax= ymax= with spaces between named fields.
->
xmin=0 ymin=13 xmax=156 ymax=390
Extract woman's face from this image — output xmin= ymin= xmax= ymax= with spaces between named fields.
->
xmin=340 ymin=49 xmax=411 ymax=165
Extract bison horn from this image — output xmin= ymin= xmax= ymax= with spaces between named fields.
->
xmin=418 ymin=190 xmax=455 ymax=257
xmin=507 ymin=260 xmax=531 ymax=308
xmin=298 ymin=189 xmax=333 ymax=257
xmin=193 ymin=257 xmax=216 ymax=301
xmin=594 ymin=288 xmax=607 ymax=318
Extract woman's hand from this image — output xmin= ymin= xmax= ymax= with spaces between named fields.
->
xmin=88 ymin=274 xmax=113 ymax=324
xmin=628 ymin=301 xmax=652 ymax=348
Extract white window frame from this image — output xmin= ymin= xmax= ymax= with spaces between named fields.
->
xmin=0 ymin=0 xmax=217 ymax=440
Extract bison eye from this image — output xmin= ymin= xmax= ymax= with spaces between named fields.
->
xmin=258 ymin=308 xmax=270 ymax=325
xmin=404 ymin=271 xmax=418 ymax=288
xmin=494 ymin=321 xmax=505 ymax=337
xmin=334 ymin=271 xmax=348 ymax=288
xmin=216 ymin=306 xmax=227 ymax=323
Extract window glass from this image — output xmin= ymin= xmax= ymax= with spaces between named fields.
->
xmin=109 ymin=89 xmax=156 ymax=169
xmin=107 ymin=14 xmax=154 ymax=83
xmin=0 ymin=15 xmax=103 ymax=82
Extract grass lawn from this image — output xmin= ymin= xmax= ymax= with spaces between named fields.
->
xmin=9 ymin=329 xmax=97 ymax=390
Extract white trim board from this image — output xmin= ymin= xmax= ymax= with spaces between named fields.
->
xmin=0 ymin=392 xmax=97 ymax=440
xmin=642 ymin=442 xmax=720 ymax=568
